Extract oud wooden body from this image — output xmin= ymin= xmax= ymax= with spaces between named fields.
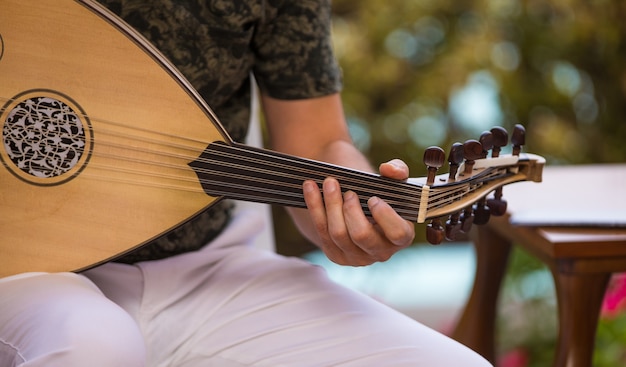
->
xmin=0 ymin=0 xmax=226 ymax=276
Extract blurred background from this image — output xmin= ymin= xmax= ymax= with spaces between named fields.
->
xmin=269 ymin=0 xmax=626 ymax=366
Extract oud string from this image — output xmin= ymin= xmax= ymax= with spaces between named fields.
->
xmin=1 ymin=97 xmax=506 ymax=219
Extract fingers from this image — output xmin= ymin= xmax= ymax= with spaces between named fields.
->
xmin=367 ymin=196 xmax=415 ymax=247
xmin=342 ymin=191 xmax=394 ymax=263
xmin=302 ymin=179 xmax=350 ymax=263
xmin=322 ymin=179 xmax=373 ymax=264
xmin=302 ymin=176 xmax=414 ymax=266
xmin=322 ymin=178 xmax=349 ymax=246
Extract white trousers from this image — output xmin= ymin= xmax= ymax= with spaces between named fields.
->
xmin=0 ymin=210 xmax=491 ymax=367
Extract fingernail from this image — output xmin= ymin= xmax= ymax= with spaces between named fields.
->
xmin=368 ymin=196 xmax=381 ymax=207
xmin=390 ymin=160 xmax=402 ymax=168
xmin=343 ymin=190 xmax=357 ymax=201
xmin=323 ymin=178 xmax=338 ymax=193
xmin=303 ymin=181 xmax=318 ymax=193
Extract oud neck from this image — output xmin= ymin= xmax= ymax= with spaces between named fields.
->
xmin=189 ymin=142 xmax=424 ymax=222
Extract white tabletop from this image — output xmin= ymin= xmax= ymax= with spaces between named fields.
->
xmin=501 ymin=164 xmax=626 ymax=227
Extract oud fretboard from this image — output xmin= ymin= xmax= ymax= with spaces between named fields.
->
xmin=189 ymin=142 xmax=424 ymax=222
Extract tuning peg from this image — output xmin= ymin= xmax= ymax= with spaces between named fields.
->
xmin=490 ymin=126 xmax=509 ymax=158
xmin=426 ymin=218 xmax=445 ymax=245
xmin=423 ymin=146 xmax=446 ymax=185
xmin=479 ymin=131 xmax=494 ymax=158
xmin=445 ymin=212 xmax=462 ymax=241
xmin=460 ymin=206 xmax=474 ymax=233
xmin=473 ymin=198 xmax=491 ymax=225
xmin=511 ymin=124 xmax=525 ymax=156
xmin=462 ymin=139 xmax=483 ymax=175
xmin=447 ymin=142 xmax=464 ymax=182
xmin=487 ymin=187 xmax=507 ymax=216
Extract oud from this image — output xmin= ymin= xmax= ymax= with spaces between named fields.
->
xmin=0 ymin=0 xmax=544 ymax=277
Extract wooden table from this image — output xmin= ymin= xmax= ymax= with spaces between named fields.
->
xmin=452 ymin=164 xmax=626 ymax=367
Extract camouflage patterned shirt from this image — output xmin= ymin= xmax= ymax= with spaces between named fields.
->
xmin=97 ymin=0 xmax=342 ymax=263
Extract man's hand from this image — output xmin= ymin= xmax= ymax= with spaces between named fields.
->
xmin=302 ymin=159 xmax=415 ymax=266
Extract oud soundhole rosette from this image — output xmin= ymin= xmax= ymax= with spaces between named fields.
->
xmin=1 ymin=90 xmax=93 ymax=185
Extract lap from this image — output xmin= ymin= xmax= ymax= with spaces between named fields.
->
xmin=90 ymin=209 xmax=488 ymax=366
xmin=1 ymin=211 xmax=490 ymax=367
xmin=133 ymin=248 xmax=487 ymax=367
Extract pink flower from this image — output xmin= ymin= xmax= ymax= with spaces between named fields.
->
xmin=498 ymin=348 xmax=529 ymax=367
xmin=601 ymin=273 xmax=626 ymax=318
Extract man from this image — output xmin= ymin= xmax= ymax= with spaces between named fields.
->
xmin=0 ymin=1 xmax=491 ymax=366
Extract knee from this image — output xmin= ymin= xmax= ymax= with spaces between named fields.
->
xmin=53 ymin=296 xmax=146 ymax=366
xmin=58 ymin=315 xmax=146 ymax=366
xmin=0 ymin=272 xmax=146 ymax=366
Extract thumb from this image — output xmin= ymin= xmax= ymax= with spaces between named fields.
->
xmin=378 ymin=159 xmax=409 ymax=181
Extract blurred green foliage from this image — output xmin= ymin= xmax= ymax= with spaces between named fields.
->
xmin=498 ymin=247 xmax=558 ymax=367
xmin=332 ymin=0 xmax=626 ymax=169
xmin=595 ymin=311 xmax=626 ymax=366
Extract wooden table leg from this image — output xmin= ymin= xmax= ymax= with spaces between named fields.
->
xmin=551 ymin=265 xmax=611 ymax=367
xmin=453 ymin=224 xmax=513 ymax=363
